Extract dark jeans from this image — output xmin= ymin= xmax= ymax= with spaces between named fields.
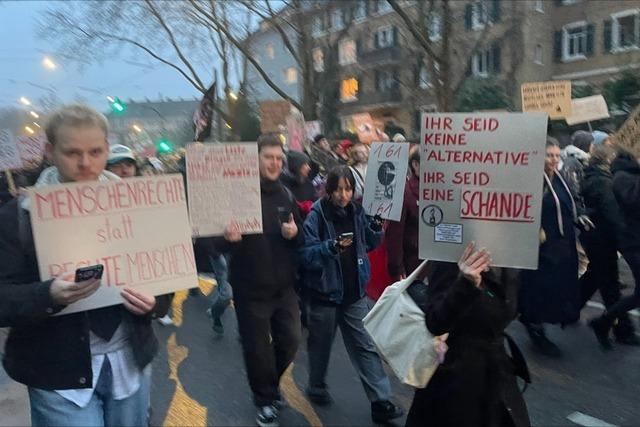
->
xmin=605 ymin=250 xmax=640 ymax=321
xmin=208 ymin=253 xmax=232 ymax=319
xmin=234 ymin=287 xmax=301 ymax=407
xmin=579 ymin=240 xmax=623 ymax=308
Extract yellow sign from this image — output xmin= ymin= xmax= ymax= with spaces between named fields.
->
xmin=521 ymin=80 xmax=572 ymax=119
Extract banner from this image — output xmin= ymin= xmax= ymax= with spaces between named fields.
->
xmin=565 ymin=95 xmax=610 ymax=125
xmin=286 ymin=111 xmax=306 ymax=152
xmin=29 ymin=175 xmax=198 ymax=315
xmin=521 ymin=80 xmax=572 ymax=119
xmin=186 ymin=142 xmax=262 ymax=237
xmin=612 ymin=105 xmax=640 ymax=157
xmin=260 ymin=100 xmax=290 ymax=133
xmin=419 ymin=113 xmax=547 ymax=269
xmin=0 ymin=129 xmax=22 ymax=171
xmin=362 ymin=142 xmax=410 ymax=221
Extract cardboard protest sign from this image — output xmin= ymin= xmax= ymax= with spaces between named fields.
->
xmin=521 ymin=80 xmax=572 ymax=119
xmin=286 ymin=111 xmax=306 ymax=152
xmin=612 ymin=105 xmax=640 ymax=157
xmin=29 ymin=175 xmax=198 ymax=315
xmin=260 ymin=100 xmax=290 ymax=133
xmin=362 ymin=142 xmax=410 ymax=221
xmin=352 ymin=113 xmax=386 ymax=145
xmin=565 ymin=95 xmax=610 ymax=125
xmin=305 ymin=121 xmax=323 ymax=142
xmin=419 ymin=113 xmax=547 ymax=269
xmin=0 ymin=129 xmax=23 ymax=171
xmin=186 ymin=142 xmax=262 ymax=237
xmin=16 ymin=133 xmax=46 ymax=166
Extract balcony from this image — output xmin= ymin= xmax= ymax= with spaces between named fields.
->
xmin=358 ymin=47 xmax=402 ymax=66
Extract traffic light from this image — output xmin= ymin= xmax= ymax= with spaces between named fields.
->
xmin=156 ymin=139 xmax=173 ymax=154
xmin=110 ymin=97 xmax=126 ymax=114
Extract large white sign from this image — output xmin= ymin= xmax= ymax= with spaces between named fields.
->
xmin=419 ymin=113 xmax=547 ymax=269
xmin=186 ymin=142 xmax=262 ymax=237
xmin=362 ymin=142 xmax=409 ymax=221
xmin=30 ymin=175 xmax=198 ymax=315
xmin=0 ymin=129 xmax=22 ymax=171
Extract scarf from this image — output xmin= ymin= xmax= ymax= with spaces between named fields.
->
xmin=543 ymin=171 xmax=577 ymax=237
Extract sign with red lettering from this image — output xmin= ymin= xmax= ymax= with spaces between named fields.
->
xmin=29 ymin=175 xmax=198 ymax=315
xmin=186 ymin=142 xmax=262 ymax=237
xmin=0 ymin=129 xmax=22 ymax=171
xmin=420 ymin=113 xmax=547 ymax=269
xmin=362 ymin=142 xmax=409 ymax=221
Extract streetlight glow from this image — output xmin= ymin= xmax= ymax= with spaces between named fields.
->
xmin=25 ymin=126 xmax=35 ymax=134
xmin=229 ymin=91 xmax=238 ymax=101
xmin=19 ymin=97 xmax=31 ymax=106
xmin=42 ymin=56 xmax=57 ymax=70
xmin=106 ymin=96 xmax=115 ymax=103
xmin=33 ymin=122 xmax=41 ymax=128
xmin=225 ymin=122 xmax=232 ymax=129
xmin=132 ymin=125 xmax=142 ymax=133
xmin=29 ymin=111 xmax=39 ymax=119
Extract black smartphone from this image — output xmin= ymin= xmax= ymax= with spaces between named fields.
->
xmin=277 ymin=207 xmax=291 ymax=223
xmin=75 ymin=264 xmax=104 ymax=282
xmin=338 ymin=232 xmax=354 ymax=241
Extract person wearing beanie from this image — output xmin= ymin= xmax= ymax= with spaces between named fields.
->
xmin=592 ymin=130 xmax=611 ymax=147
xmin=281 ymin=151 xmax=317 ymax=216
xmin=106 ymin=144 xmax=138 ymax=178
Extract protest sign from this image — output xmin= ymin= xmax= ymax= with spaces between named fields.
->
xmin=286 ymin=111 xmax=306 ymax=152
xmin=565 ymin=95 xmax=610 ymax=125
xmin=419 ymin=113 xmax=547 ymax=269
xmin=0 ymin=129 xmax=23 ymax=171
xmin=521 ymin=80 xmax=572 ymax=119
xmin=362 ymin=142 xmax=410 ymax=221
xmin=16 ymin=133 xmax=46 ymax=166
xmin=186 ymin=142 xmax=262 ymax=237
xmin=612 ymin=105 xmax=640 ymax=157
xmin=305 ymin=121 xmax=323 ymax=142
xmin=352 ymin=113 xmax=386 ymax=144
xmin=29 ymin=175 xmax=198 ymax=315
xmin=260 ymin=100 xmax=290 ymax=133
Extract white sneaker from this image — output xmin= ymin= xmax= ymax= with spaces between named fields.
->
xmin=156 ymin=314 xmax=173 ymax=326
xmin=256 ymin=405 xmax=279 ymax=427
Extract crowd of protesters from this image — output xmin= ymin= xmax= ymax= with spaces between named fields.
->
xmin=1 ymin=103 xmax=639 ymax=427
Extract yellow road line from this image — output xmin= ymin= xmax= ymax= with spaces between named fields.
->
xmin=281 ymin=364 xmax=323 ymax=427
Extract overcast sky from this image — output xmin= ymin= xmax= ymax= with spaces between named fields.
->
xmin=0 ymin=1 xmax=204 ymax=114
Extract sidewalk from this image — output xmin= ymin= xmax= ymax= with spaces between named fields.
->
xmin=0 ymin=328 xmax=29 ymax=427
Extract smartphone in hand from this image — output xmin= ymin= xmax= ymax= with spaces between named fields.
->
xmin=74 ymin=264 xmax=104 ymax=282
xmin=338 ymin=232 xmax=354 ymax=241
xmin=277 ymin=207 xmax=291 ymax=224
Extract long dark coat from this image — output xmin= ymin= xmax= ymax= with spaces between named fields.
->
xmin=519 ymin=173 xmax=580 ymax=325
xmin=406 ymin=262 xmax=530 ymax=427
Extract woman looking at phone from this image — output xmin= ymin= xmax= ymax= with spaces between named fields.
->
xmin=300 ymin=166 xmax=403 ymax=424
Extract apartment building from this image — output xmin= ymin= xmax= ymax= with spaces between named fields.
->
xmin=246 ymin=0 xmax=640 ymax=138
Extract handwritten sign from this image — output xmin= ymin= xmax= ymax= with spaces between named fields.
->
xmin=612 ymin=105 xmax=640 ymax=157
xmin=521 ymin=80 xmax=572 ymax=119
xmin=0 ymin=129 xmax=22 ymax=171
xmin=362 ymin=142 xmax=409 ymax=221
xmin=565 ymin=95 xmax=610 ymax=125
xmin=352 ymin=113 xmax=386 ymax=145
xmin=419 ymin=113 xmax=547 ymax=269
xmin=29 ymin=175 xmax=198 ymax=315
xmin=260 ymin=100 xmax=290 ymax=133
xmin=186 ymin=142 xmax=262 ymax=237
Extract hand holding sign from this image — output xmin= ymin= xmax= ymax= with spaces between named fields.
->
xmin=281 ymin=214 xmax=298 ymax=240
xmin=224 ymin=222 xmax=243 ymax=242
xmin=457 ymin=242 xmax=491 ymax=288
xmin=121 ymin=288 xmax=156 ymax=315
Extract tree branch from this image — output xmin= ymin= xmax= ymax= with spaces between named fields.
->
xmin=387 ymin=0 xmax=442 ymax=63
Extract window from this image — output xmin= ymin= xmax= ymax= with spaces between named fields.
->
xmin=371 ymin=0 xmax=392 ymax=15
xmin=341 ymin=77 xmax=359 ymax=102
xmin=534 ymin=44 xmax=543 ymax=64
xmin=419 ymin=66 xmax=431 ymax=89
xmin=332 ymin=9 xmax=345 ymax=31
xmin=312 ymin=16 xmax=325 ymax=37
xmin=533 ymin=0 xmax=544 ymax=12
xmin=313 ymin=48 xmax=325 ymax=72
xmin=562 ymin=22 xmax=587 ymax=60
xmin=339 ymin=39 xmax=357 ymax=65
xmin=428 ymin=13 xmax=442 ymax=41
xmin=375 ymin=26 xmax=395 ymax=49
xmin=266 ymin=43 xmax=275 ymax=60
xmin=471 ymin=1 xmax=490 ymax=30
xmin=560 ymin=0 xmax=580 ymax=5
xmin=472 ymin=46 xmax=500 ymax=77
xmin=284 ymin=67 xmax=298 ymax=84
xmin=354 ymin=0 xmax=366 ymax=21
xmin=376 ymin=70 xmax=398 ymax=91
xmin=612 ymin=10 xmax=640 ymax=50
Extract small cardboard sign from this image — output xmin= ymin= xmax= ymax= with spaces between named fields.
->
xmin=612 ymin=105 xmax=640 ymax=157
xmin=521 ymin=80 xmax=572 ymax=119
xmin=565 ymin=95 xmax=610 ymax=125
xmin=362 ymin=142 xmax=410 ymax=221
xmin=286 ymin=111 xmax=306 ymax=152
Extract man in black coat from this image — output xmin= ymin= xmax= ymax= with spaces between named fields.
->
xmin=219 ymin=133 xmax=303 ymax=427
xmin=0 ymin=105 xmax=164 ymax=426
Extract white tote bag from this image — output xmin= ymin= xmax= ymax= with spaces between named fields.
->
xmin=363 ymin=260 xmax=441 ymax=388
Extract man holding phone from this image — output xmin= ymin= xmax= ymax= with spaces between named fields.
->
xmin=0 ymin=105 xmax=163 ymax=426
xmin=219 ymin=133 xmax=303 ymax=427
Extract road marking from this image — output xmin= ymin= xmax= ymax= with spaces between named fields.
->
xmin=281 ymin=364 xmax=323 ymax=427
xmin=586 ymin=301 xmax=639 ymax=317
xmin=567 ymin=411 xmax=617 ymax=427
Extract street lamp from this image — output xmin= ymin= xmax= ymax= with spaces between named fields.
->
xmin=29 ymin=111 xmax=39 ymax=119
xmin=25 ymin=126 xmax=35 ymax=134
xmin=19 ymin=97 xmax=31 ymax=106
xmin=229 ymin=91 xmax=238 ymax=101
xmin=32 ymin=122 xmax=41 ymax=128
xmin=132 ymin=124 xmax=142 ymax=133
xmin=42 ymin=56 xmax=57 ymax=70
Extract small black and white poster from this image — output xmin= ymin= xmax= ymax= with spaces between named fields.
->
xmin=362 ymin=142 xmax=409 ymax=221
xmin=434 ymin=223 xmax=463 ymax=244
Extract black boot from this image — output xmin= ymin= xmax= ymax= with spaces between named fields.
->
xmin=588 ymin=316 xmax=614 ymax=350
xmin=371 ymin=400 xmax=403 ymax=424
xmin=613 ymin=315 xmax=640 ymax=346
xmin=522 ymin=320 xmax=562 ymax=357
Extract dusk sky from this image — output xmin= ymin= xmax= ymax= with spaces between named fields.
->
xmin=0 ymin=1 xmax=206 ymax=114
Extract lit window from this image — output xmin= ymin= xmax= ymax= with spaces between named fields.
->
xmin=313 ymin=48 xmax=325 ymax=72
xmin=284 ymin=67 xmax=298 ymax=84
xmin=339 ymin=39 xmax=357 ymax=65
xmin=340 ymin=78 xmax=359 ymax=102
xmin=562 ymin=22 xmax=587 ymax=60
xmin=266 ymin=43 xmax=275 ymax=60
xmin=375 ymin=26 xmax=395 ymax=49
xmin=612 ymin=11 xmax=640 ymax=50
xmin=534 ymin=44 xmax=543 ymax=64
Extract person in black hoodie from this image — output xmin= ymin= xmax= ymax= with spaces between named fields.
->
xmin=281 ymin=150 xmax=317 ymax=217
xmin=579 ymin=146 xmax=638 ymax=346
xmin=219 ymin=133 xmax=304 ymax=427
xmin=590 ymin=149 xmax=640 ymax=349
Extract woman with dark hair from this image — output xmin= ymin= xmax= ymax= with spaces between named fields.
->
xmin=518 ymin=138 xmax=581 ymax=357
xmin=300 ymin=166 xmax=403 ymax=424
